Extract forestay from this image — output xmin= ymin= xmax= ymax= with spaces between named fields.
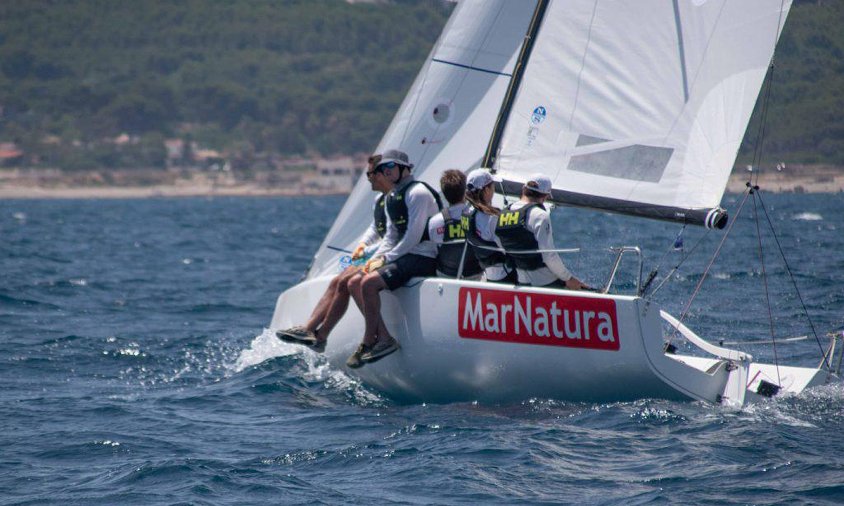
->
xmin=307 ymin=0 xmax=537 ymax=278
xmin=493 ymin=0 xmax=792 ymax=227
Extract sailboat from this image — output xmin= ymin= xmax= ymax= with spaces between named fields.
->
xmin=270 ymin=0 xmax=840 ymax=406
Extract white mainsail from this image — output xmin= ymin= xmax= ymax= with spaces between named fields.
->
xmin=307 ymin=0 xmax=537 ymax=278
xmin=492 ymin=0 xmax=792 ymax=227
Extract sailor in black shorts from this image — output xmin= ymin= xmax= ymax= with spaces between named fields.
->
xmin=346 ymin=149 xmax=442 ymax=368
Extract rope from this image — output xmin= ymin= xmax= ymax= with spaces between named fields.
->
xmin=667 ymin=187 xmax=752 ymax=347
xmin=748 ymin=0 xmax=787 ymax=187
xmin=756 ymin=189 xmax=831 ymax=371
xmin=738 ymin=1 xmax=831 ymax=372
xmin=751 ymin=189 xmax=782 ymax=385
xmin=646 ymin=230 xmax=711 ymax=299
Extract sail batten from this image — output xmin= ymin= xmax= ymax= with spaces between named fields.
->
xmin=431 ymin=58 xmax=513 ymax=77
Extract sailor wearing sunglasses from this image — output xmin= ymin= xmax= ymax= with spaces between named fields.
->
xmin=346 ymin=149 xmax=442 ymax=367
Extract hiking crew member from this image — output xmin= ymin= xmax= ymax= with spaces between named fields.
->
xmin=275 ymin=153 xmax=394 ymax=352
xmin=347 ymin=149 xmax=442 ymax=368
xmin=495 ymin=174 xmax=589 ymax=290
xmin=426 ymin=169 xmax=482 ymax=279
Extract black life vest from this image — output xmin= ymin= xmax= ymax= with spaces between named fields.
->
xmin=434 ymin=208 xmax=482 ymax=278
xmin=373 ymin=193 xmax=387 ymax=238
xmin=495 ymin=202 xmax=546 ymax=271
xmin=463 ymin=206 xmax=507 ymax=269
xmin=386 ymin=179 xmax=443 ymax=239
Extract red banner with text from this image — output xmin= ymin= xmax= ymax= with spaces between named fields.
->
xmin=458 ymin=287 xmax=620 ymax=351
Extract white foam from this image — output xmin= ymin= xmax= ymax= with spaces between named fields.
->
xmin=232 ymin=329 xmax=382 ymax=404
xmin=233 ymin=328 xmax=300 ymax=372
xmin=793 ymin=212 xmax=823 ymax=221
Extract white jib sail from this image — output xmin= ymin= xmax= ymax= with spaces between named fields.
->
xmin=493 ymin=0 xmax=792 ymax=224
xmin=307 ymin=0 xmax=537 ymax=278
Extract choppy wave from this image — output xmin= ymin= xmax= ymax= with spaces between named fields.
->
xmin=3 ymin=195 xmax=844 ymax=504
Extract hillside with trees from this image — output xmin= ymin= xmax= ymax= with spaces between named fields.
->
xmin=0 ymin=0 xmax=841 ymax=172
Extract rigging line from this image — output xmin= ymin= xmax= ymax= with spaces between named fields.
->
xmin=667 ymin=187 xmax=752 ymax=346
xmin=751 ymin=189 xmax=782 ymax=386
xmin=646 ymin=225 xmax=712 ymax=299
xmin=652 ymin=225 xmax=686 ymax=279
xmin=749 ymin=0 xmax=787 ymax=187
xmin=756 ymin=189 xmax=831 ymax=371
xmin=750 ymin=61 xmax=775 ymax=188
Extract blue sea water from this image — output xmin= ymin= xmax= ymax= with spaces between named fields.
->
xmin=2 ymin=193 xmax=843 ymax=505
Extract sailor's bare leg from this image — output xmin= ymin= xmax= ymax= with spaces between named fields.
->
xmin=312 ymin=267 xmax=360 ymax=342
xmin=304 ymin=274 xmax=343 ymax=331
xmin=360 ymin=271 xmax=391 ymax=346
xmin=348 ymin=272 xmax=389 ymax=340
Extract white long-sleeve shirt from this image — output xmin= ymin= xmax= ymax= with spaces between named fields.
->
xmin=507 ymin=200 xmax=573 ymax=286
xmin=374 ymin=177 xmax=440 ymax=262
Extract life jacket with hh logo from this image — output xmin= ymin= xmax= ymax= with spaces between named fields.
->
xmin=463 ymin=206 xmax=507 ymax=270
xmin=494 ymin=203 xmax=545 ymax=271
xmin=433 ymin=208 xmax=482 ymax=278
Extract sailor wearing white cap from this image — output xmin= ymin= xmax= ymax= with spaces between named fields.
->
xmin=494 ymin=173 xmax=589 ymax=290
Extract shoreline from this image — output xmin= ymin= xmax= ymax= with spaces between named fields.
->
xmin=0 ymin=184 xmax=347 ymax=200
xmin=1 ymin=168 xmax=842 ymax=200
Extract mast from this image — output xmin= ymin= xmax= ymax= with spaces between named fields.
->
xmin=481 ymin=0 xmax=550 ymax=170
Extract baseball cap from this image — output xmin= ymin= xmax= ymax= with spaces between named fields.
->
xmin=466 ymin=168 xmax=500 ymax=191
xmin=525 ymin=173 xmax=552 ymax=195
xmin=378 ymin=149 xmax=414 ymax=169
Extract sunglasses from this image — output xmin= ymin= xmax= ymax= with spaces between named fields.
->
xmin=376 ymin=161 xmax=399 ymax=171
xmin=366 ymin=168 xmax=383 ymax=179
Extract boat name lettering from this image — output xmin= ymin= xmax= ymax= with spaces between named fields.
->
xmin=458 ymin=287 xmax=619 ymax=351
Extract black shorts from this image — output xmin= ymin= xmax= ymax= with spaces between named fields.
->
xmin=377 ymin=254 xmax=437 ymax=291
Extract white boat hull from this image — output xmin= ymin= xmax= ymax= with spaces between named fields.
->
xmin=270 ymin=276 xmax=832 ymax=405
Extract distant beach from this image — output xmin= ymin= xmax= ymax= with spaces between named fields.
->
xmin=1 ymin=164 xmax=842 ymax=199
xmin=725 ymin=164 xmax=844 ymax=194
xmin=0 ymin=167 xmax=352 ymax=199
